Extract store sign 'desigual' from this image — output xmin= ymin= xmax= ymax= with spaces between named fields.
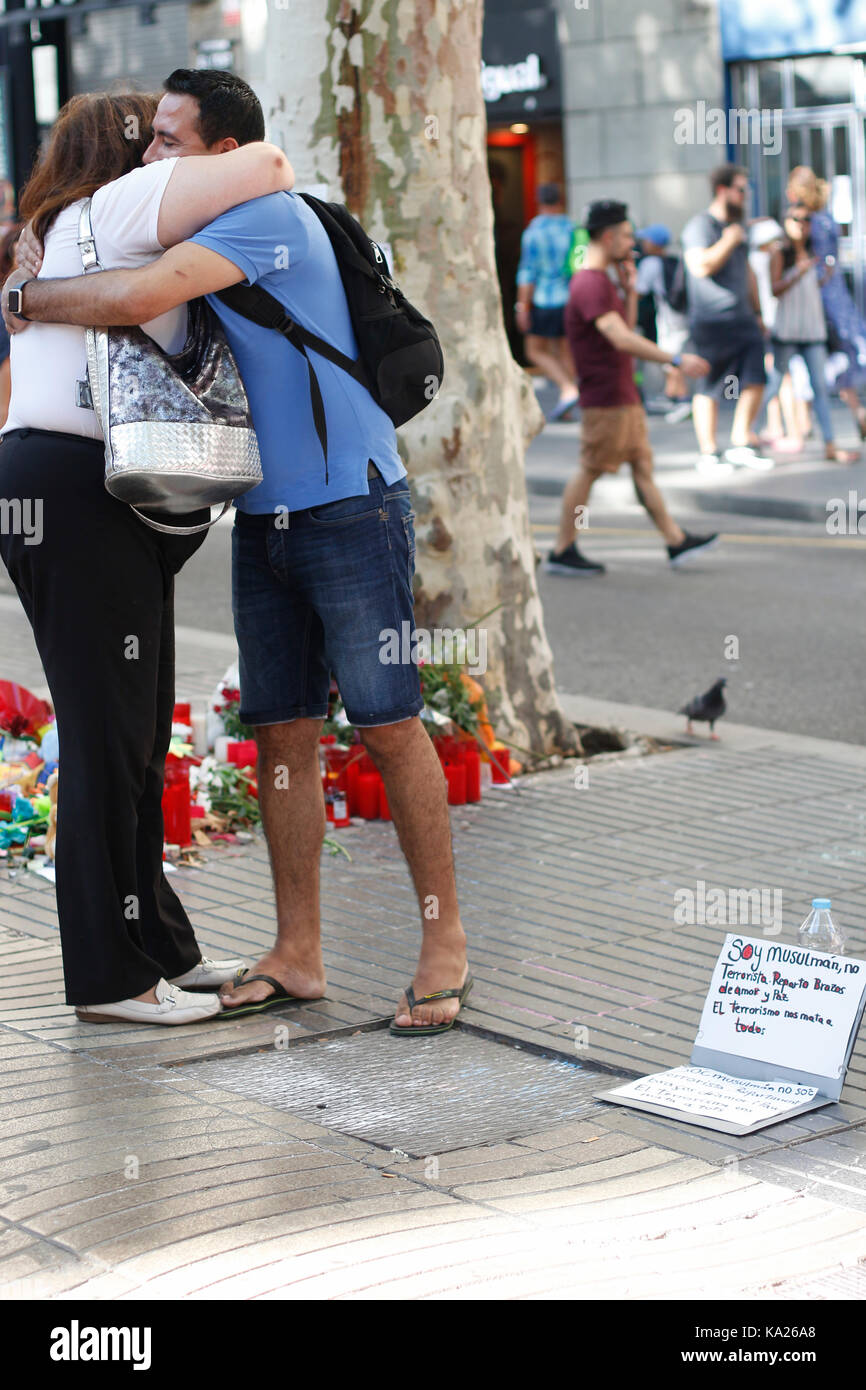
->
xmin=481 ymin=53 xmax=549 ymax=104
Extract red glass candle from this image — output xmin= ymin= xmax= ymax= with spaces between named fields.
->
xmin=358 ymin=773 xmax=380 ymax=820
xmin=463 ymin=747 xmax=481 ymax=802
xmin=228 ymin=738 xmax=257 ymax=768
xmin=162 ymin=776 xmax=191 ymax=847
xmin=490 ymin=746 xmax=511 ymax=785
xmin=325 ymin=746 xmax=351 ymax=786
xmin=173 ymin=701 xmax=191 ymax=725
xmin=445 ymin=761 xmax=467 ymax=805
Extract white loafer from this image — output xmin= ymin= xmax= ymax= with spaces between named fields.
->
xmin=75 ymin=977 xmax=222 ymax=1025
xmin=169 ymin=956 xmax=249 ymax=990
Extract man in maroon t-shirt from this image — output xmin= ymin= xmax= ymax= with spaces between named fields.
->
xmin=548 ymin=199 xmax=717 ymax=573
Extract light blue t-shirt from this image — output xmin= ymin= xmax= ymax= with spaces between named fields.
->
xmin=516 ymin=213 xmax=575 ymax=309
xmin=190 ymin=192 xmax=406 ymax=513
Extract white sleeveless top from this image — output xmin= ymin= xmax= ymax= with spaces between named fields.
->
xmin=774 ymin=260 xmax=827 ymax=344
xmin=3 ymin=157 xmax=185 ymax=439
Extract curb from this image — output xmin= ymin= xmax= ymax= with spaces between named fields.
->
xmin=556 ymin=691 xmax=866 ymax=766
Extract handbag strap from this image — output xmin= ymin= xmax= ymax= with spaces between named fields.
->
xmin=128 ymin=500 xmax=232 ymax=536
xmin=77 ymin=198 xmax=101 ymax=272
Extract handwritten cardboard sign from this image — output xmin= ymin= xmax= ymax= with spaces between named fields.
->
xmin=696 ymin=935 xmax=864 ymax=1080
xmin=596 ymin=935 xmax=866 ymax=1134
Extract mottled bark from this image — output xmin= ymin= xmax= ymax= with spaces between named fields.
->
xmin=262 ymin=0 xmax=579 ymax=759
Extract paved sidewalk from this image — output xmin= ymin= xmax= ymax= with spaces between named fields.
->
xmin=3 ymin=687 xmax=866 ymax=1298
xmin=528 ymin=390 xmax=866 ymax=523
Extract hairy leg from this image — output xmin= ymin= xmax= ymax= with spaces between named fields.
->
xmin=360 ymin=717 xmax=468 ymax=1028
xmin=220 ymin=717 xmax=327 ymax=1007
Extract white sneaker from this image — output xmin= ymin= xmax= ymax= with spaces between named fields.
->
xmin=170 ymin=956 xmax=248 ymax=990
xmin=723 ymin=445 xmax=774 ymax=471
xmin=75 ymin=977 xmax=222 ymax=1025
xmin=696 ymin=453 xmax=734 ymax=476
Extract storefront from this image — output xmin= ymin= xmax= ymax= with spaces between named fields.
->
xmin=722 ymin=0 xmax=866 ymax=313
xmin=482 ymin=0 xmax=565 ymax=362
xmin=0 ymin=0 xmax=193 ymax=195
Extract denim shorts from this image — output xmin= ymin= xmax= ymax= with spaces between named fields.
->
xmin=231 ymin=468 xmax=423 ymax=727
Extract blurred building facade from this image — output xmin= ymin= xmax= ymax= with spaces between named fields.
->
xmin=482 ymin=0 xmax=866 ymax=313
xmin=0 ymin=0 xmax=251 ymax=194
xmin=2 ymin=0 xmax=866 ymax=312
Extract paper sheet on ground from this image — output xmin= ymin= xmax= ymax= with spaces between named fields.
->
xmin=609 ymin=1066 xmax=817 ymax=1125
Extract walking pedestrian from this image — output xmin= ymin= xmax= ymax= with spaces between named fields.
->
xmin=762 ymin=204 xmax=858 ymax=463
xmin=787 ymin=164 xmax=866 ymax=441
xmin=748 ymin=218 xmax=812 ymax=449
xmin=515 ymin=183 xmax=579 ymax=421
xmin=547 ymin=199 xmax=717 ymax=574
xmin=634 ymin=224 xmax=692 ymax=422
xmin=681 ymin=165 xmax=774 ymax=475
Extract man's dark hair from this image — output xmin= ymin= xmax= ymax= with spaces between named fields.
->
xmin=164 ymin=68 xmax=265 ymax=147
xmin=537 ymin=182 xmax=561 ymax=207
xmin=585 ymin=198 xmax=628 ymax=240
xmin=711 ymin=163 xmax=747 ymax=195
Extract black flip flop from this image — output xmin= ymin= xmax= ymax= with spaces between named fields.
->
xmin=218 ymin=972 xmax=310 ymax=1019
xmin=389 ymin=973 xmax=474 ymax=1037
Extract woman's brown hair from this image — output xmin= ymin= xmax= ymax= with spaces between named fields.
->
xmin=18 ymin=92 xmax=158 ymax=241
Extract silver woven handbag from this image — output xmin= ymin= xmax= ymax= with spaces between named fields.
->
xmin=77 ymin=198 xmax=262 ymax=535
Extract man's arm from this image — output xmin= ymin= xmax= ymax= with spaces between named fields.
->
xmin=156 ymin=144 xmax=294 ymax=247
xmin=595 ymin=310 xmax=708 ymax=376
xmin=515 ymin=226 xmax=537 ymax=336
xmin=747 ymin=264 xmax=764 ymax=328
xmin=684 ymin=222 xmax=746 ymax=279
xmin=3 ymin=242 xmax=245 ymax=332
xmin=617 ymin=258 xmax=638 ymax=330
xmin=12 ymin=143 xmax=295 ymax=281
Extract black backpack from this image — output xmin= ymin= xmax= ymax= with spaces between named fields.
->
xmin=217 ymin=194 xmax=444 ymax=480
xmin=661 ymin=254 xmax=688 ymax=315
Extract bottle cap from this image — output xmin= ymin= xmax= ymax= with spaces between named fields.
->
xmin=812 ymin=898 xmax=832 ymax=909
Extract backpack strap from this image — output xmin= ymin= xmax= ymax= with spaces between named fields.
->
xmin=216 ymin=282 xmax=373 ymax=479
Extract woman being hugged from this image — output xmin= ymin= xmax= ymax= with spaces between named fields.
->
xmin=0 ymin=91 xmax=293 ymax=1024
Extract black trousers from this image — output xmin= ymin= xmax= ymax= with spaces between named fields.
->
xmin=0 ymin=429 xmax=209 ymax=1004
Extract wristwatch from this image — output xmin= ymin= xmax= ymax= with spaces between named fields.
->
xmin=7 ymin=280 xmax=34 ymax=319
xmin=670 ymin=352 xmax=683 ymax=368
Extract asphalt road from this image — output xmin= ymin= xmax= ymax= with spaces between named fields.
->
xmin=172 ymin=488 xmax=866 ymax=746
xmin=529 ymin=497 xmax=866 ymax=746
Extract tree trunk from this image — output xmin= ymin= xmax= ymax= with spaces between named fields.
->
xmin=261 ymin=0 xmax=580 ymax=760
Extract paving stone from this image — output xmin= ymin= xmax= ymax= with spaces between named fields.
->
xmin=2 ymin=735 xmax=866 ymax=1297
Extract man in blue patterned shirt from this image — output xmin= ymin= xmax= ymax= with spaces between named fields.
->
xmin=515 ymin=183 xmax=579 ymax=420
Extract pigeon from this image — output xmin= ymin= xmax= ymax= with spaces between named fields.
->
xmin=679 ymin=677 xmax=727 ymax=739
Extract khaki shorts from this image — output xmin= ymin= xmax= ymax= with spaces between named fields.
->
xmin=580 ymin=404 xmax=652 ymax=475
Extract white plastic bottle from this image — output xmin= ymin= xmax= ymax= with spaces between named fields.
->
xmin=797 ymin=898 xmax=845 ymax=953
